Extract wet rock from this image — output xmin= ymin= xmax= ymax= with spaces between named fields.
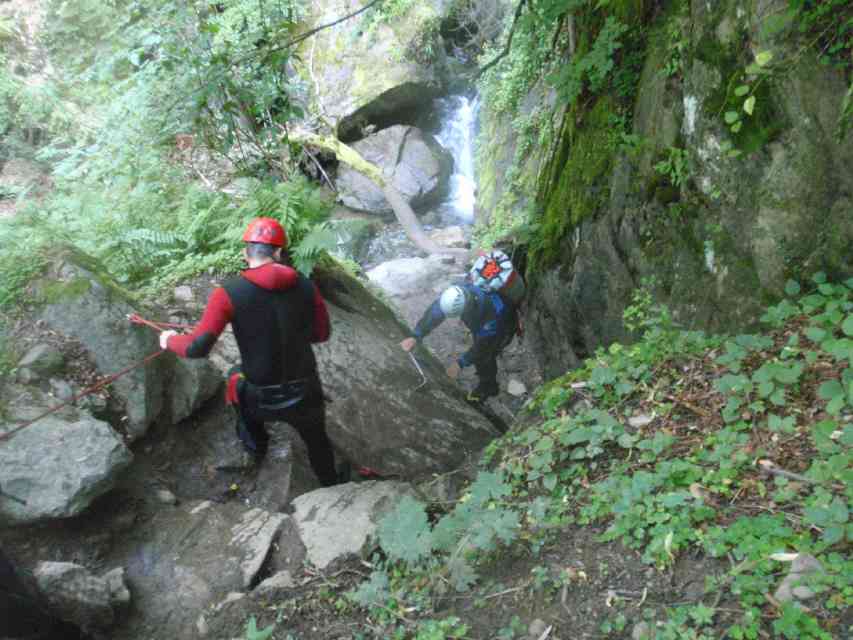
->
xmin=429 ymin=225 xmax=468 ymax=248
xmin=507 ymin=379 xmax=527 ymax=396
xmin=366 ymin=254 xmax=456 ymax=299
xmin=34 ymin=246 xmax=166 ymax=440
xmin=312 ymin=263 xmax=499 ymax=477
xmin=256 ymin=570 xmax=295 ymax=593
xmin=291 ymin=481 xmax=414 ymax=569
xmin=110 ymin=501 xmax=285 ymax=639
xmin=49 ymin=378 xmax=74 ymax=402
xmin=155 ymin=489 xmax=177 ymax=505
xmin=301 ymin=0 xmax=449 ymax=141
xmin=0 ymin=410 xmax=133 ymax=525
xmin=773 ymin=553 xmax=825 ymax=603
xmin=17 ymin=343 xmax=64 ymax=380
xmin=337 ymin=126 xmax=452 ymax=215
xmin=33 ymin=562 xmax=119 ymax=635
xmin=169 ymin=357 xmax=222 ymax=424
xmin=173 ymin=285 xmax=194 ymax=302
xmin=101 ymin=568 xmax=130 ymax=608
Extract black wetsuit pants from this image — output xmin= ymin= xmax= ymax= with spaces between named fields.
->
xmin=233 ymin=374 xmax=337 ymax=487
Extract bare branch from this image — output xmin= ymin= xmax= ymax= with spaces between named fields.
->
xmin=475 ymin=0 xmax=529 ymax=79
xmin=261 ymin=0 xmax=385 ymax=58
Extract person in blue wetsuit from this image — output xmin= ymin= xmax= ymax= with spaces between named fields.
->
xmin=400 ymin=284 xmax=518 ymax=401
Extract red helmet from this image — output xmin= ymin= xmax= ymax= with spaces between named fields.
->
xmin=242 ymin=217 xmax=287 ymax=247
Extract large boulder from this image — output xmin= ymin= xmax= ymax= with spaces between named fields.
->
xmin=169 ymin=357 xmax=222 ymax=424
xmin=291 ymin=481 xmax=414 ymax=569
xmin=110 ymin=500 xmax=286 ymax=640
xmin=32 ymin=247 xmax=166 ymax=440
xmin=366 ymin=254 xmax=458 ymax=299
xmin=336 ymin=125 xmax=453 ymax=215
xmin=31 ymin=246 xmax=222 ymax=439
xmin=312 ymin=263 xmax=500 ymax=477
xmin=299 ymin=0 xmax=450 ymax=141
xmin=0 ymin=388 xmax=133 ymax=526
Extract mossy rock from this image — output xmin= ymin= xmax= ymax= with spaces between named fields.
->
xmin=298 ymin=0 xmax=450 ymax=141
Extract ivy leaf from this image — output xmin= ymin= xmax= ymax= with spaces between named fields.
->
xmin=818 ymin=379 xmax=844 ymax=400
xmin=805 ymin=326 xmax=826 ymax=342
xmin=784 ymin=279 xmax=801 ymax=296
xmin=743 ymin=96 xmax=756 ymax=115
xmin=731 ymin=121 xmax=743 ymax=133
xmin=724 ymin=111 xmax=740 ymax=124
xmin=734 ymin=84 xmax=750 ymax=97
xmin=755 ymin=51 xmax=774 ymax=66
xmin=842 ymin=315 xmax=853 ymax=337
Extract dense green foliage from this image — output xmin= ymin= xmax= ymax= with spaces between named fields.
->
xmin=0 ymin=0 xmax=343 ymax=310
xmin=475 ymin=0 xmax=853 ymax=272
xmin=349 ymin=274 xmax=852 ymax=638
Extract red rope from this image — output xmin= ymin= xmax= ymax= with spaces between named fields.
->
xmin=0 ymin=314 xmax=187 ymax=443
xmin=127 ymin=313 xmax=192 ymax=331
xmin=0 ymin=350 xmax=166 ymax=443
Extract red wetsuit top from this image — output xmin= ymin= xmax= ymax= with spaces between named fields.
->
xmin=166 ymin=263 xmax=330 ymax=387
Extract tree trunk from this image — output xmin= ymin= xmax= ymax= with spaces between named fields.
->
xmin=288 ymin=130 xmax=471 ymax=259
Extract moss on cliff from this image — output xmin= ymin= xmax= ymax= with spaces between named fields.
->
xmin=530 ymin=97 xmax=618 ymax=270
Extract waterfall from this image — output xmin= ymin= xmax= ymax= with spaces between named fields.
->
xmin=435 ymin=95 xmax=479 ymax=224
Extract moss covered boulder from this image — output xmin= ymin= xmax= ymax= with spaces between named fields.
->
xmin=507 ymin=0 xmax=853 ymax=376
xmin=299 ymin=0 xmax=450 ymax=141
xmin=32 ymin=246 xmax=221 ymax=440
xmin=336 ymin=125 xmax=453 ymax=215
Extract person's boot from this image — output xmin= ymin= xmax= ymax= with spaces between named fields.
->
xmin=467 ymin=383 xmax=499 ymax=403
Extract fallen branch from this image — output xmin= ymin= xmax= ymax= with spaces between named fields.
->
xmin=287 ymin=129 xmax=469 ymax=258
xmin=252 ymin=0 xmax=385 ymax=60
xmin=757 ymin=460 xmax=845 ymax=492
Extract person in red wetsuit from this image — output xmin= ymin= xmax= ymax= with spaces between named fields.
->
xmin=159 ymin=217 xmax=338 ymax=486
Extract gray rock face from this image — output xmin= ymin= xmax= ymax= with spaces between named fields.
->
xmin=366 ymin=255 xmax=457 ymax=299
xmin=312 ymin=265 xmax=499 ymax=477
xmin=515 ymin=0 xmax=853 ymax=377
xmin=337 ymin=125 xmax=452 ymax=215
xmin=30 ymin=246 xmax=225 ymax=439
xmin=291 ymin=481 xmax=413 ymax=569
xmin=33 ymin=562 xmax=124 ymax=635
xmin=17 ymin=344 xmax=64 ymax=380
xmin=34 ymin=247 xmax=166 ymax=440
xmin=0 ymin=409 xmax=133 ymax=526
xmin=299 ymin=0 xmax=449 ymax=140
xmin=169 ymin=357 xmax=222 ymax=424
xmin=112 ymin=501 xmax=286 ymax=639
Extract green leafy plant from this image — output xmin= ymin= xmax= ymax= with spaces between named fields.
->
xmin=653 ymin=147 xmax=689 ymax=189
xmin=242 ymin=615 xmax=275 ymax=640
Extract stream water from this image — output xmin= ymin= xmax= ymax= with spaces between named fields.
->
xmin=433 ymin=94 xmax=479 ymax=225
xmin=361 ymin=94 xmax=480 ymax=268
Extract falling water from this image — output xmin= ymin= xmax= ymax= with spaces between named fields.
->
xmin=434 ymin=94 xmax=479 ymax=224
